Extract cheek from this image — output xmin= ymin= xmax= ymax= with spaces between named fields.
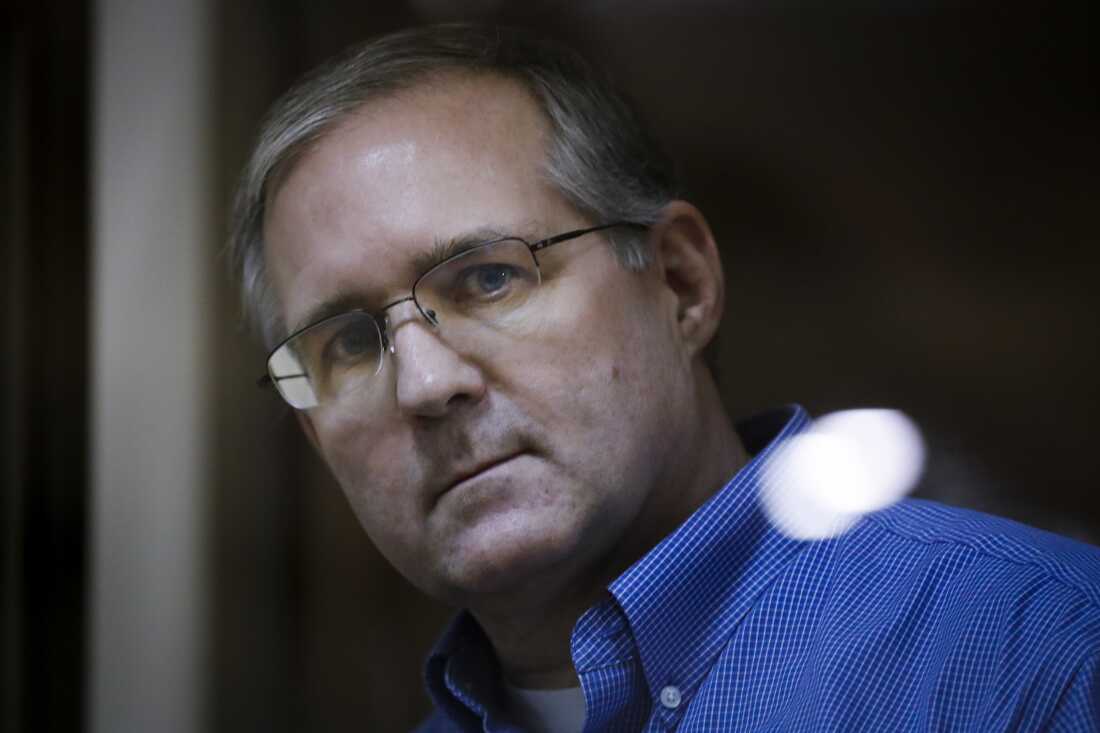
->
xmin=519 ymin=310 xmax=677 ymax=473
xmin=566 ymin=291 xmax=678 ymax=402
xmin=310 ymin=410 xmax=425 ymax=537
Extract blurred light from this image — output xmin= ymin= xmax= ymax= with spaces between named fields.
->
xmin=761 ymin=409 xmax=925 ymax=540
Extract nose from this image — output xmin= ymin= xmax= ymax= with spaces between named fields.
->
xmin=385 ymin=302 xmax=487 ymax=418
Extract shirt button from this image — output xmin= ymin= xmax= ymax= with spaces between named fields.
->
xmin=659 ymin=685 xmax=682 ymax=709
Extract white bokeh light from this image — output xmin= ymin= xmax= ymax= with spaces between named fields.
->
xmin=761 ymin=409 xmax=926 ymax=540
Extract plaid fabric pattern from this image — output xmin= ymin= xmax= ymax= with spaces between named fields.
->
xmin=419 ymin=406 xmax=1100 ymax=731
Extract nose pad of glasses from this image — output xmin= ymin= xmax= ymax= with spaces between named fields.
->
xmin=382 ymin=298 xmax=438 ymax=355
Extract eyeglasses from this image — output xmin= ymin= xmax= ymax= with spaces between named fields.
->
xmin=260 ymin=221 xmax=647 ymax=410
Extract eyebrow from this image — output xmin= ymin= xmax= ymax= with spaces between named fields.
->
xmin=287 ymin=292 xmax=371 ymax=338
xmin=287 ymin=225 xmax=521 ymax=337
xmin=410 ymin=226 xmax=511 ymax=273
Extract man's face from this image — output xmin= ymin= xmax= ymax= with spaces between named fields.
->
xmin=263 ymin=75 xmax=694 ymax=608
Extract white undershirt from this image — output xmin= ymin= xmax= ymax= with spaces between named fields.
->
xmin=503 ymin=682 xmax=586 ymax=733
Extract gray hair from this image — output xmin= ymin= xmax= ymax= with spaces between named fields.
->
xmin=229 ymin=23 xmax=679 ymax=348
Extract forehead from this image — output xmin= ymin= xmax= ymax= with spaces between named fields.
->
xmin=263 ymin=74 xmax=576 ymax=332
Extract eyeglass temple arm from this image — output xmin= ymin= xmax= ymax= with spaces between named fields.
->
xmin=529 ymin=221 xmax=648 ymax=253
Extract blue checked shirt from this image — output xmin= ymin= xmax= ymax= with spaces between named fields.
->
xmin=418 ymin=406 xmax=1100 ymax=731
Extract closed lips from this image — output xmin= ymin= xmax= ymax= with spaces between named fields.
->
xmin=441 ymin=453 xmax=524 ymax=496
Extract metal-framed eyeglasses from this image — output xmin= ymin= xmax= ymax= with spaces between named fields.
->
xmin=260 ymin=221 xmax=647 ymax=410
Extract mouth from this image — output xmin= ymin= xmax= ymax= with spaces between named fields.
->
xmin=436 ymin=452 xmax=526 ymax=502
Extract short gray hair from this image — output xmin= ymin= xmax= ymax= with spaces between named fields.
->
xmin=229 ymin=23 xmax=679 ymax=347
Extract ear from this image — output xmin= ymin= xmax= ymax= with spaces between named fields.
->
xmin=649 ymin=200 xmax=725 ymax=357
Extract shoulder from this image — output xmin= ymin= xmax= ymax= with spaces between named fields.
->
xmin=861 ymin=498 xmax=1100 ymax=606
xmin=741 ymin=499 xmax=1100 ymax=727
xmin=841 ymin=499 xmax=1100 ymax=679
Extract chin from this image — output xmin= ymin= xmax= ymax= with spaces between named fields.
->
xmin=432 ymin=509 xmax=585 ymax=602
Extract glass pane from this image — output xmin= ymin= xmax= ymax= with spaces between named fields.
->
xmin=415 ymin=239 xmax=541 ymax=326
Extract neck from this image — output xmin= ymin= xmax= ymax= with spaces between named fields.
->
xmin=473 ymin=368 xmax=748 ymax=690
xmin=475 ymin=590 xmax=593 ymax=689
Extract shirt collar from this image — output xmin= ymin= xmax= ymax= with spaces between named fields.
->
xmin=602 ymin=405 xmax=813 ymax=705
xmin=425 ymin=610 xmax=512 ymax=729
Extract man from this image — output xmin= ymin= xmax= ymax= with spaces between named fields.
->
xmin=231 ymin=24 xmax=1100 ymax=732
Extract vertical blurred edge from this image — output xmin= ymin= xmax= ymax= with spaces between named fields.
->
xmin=89 ymin=0 xmax=214 ymax=732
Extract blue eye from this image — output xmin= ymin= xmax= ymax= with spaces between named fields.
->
xmin=448 ymin=263 xmax=519 ymax=303
xmin=417 ymin=240 xmax=540 ymax=318
xmin=473 ymin=264 xmax=514 ymax=295
xmin=325 ymin=320 xmax=379 ymax=364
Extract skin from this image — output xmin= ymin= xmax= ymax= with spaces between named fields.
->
xmin=263 ymin=73 xmax=748 ymax=688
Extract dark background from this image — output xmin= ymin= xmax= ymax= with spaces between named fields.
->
xmin=5 ymin=2 xmax=1096 ymax=731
